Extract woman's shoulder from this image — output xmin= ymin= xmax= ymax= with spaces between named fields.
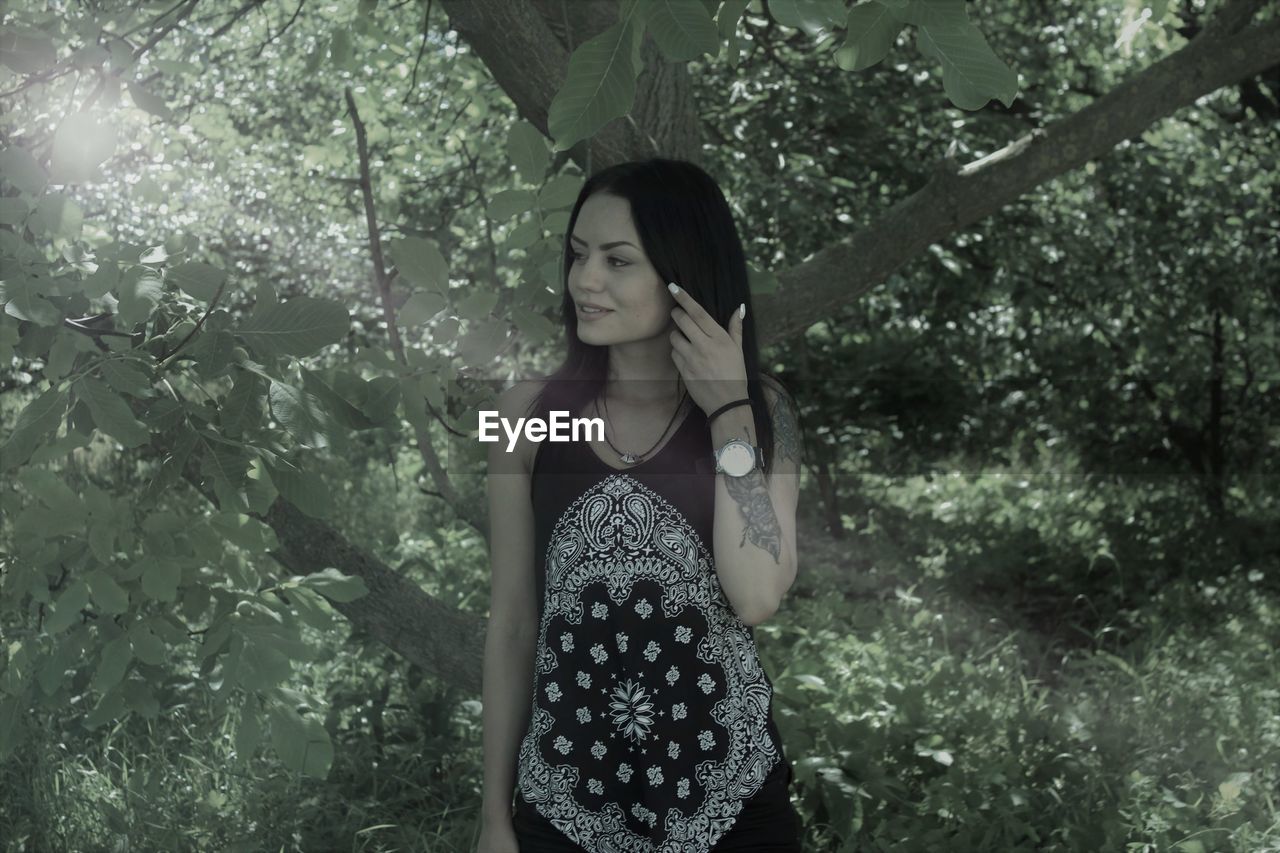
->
xmin=757 ymin=373 xmax=796 ymax=409
xmin=494 ymin=379 xmax=550 ymax=474
xmin=496 ymin=378 xmax=549 ymax=418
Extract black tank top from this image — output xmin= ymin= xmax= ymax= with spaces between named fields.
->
xmin=514 ymin=399 xmax=791 ymax=852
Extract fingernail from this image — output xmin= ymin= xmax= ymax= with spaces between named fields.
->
xmin=738 ymin=303 xmax=746 ymax=319
xmin=667 ymin=282 xmax=679 ymax=294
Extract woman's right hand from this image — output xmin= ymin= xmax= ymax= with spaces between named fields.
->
xmin=476 ymin=817 xmax=519 ymax=853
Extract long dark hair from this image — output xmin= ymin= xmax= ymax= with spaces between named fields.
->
xmin=524 ymin=157 xmax=787 ymax=476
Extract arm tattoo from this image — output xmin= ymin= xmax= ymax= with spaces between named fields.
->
xmin=725 ymin=468 xmax=782 ymax=562
xmin=768 ymin=389 xmax=802 ymax=465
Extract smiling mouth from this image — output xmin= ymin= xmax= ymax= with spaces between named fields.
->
xmin=578 ymin=305 xmax=612 ymax=314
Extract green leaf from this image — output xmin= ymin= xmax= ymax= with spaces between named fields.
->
xmin=234 ymin=695 xmax=264 ymax=767
xmin=267 ymin=703 xmax=333 ymax=778
xmin=546 ymin=15 xmax=642 ymax=153
xmin=0 ymin=28 xmax=57 ymax=74
xmin=887 ymin=0 xmax=965 ymax=27
xmin=244 ymin=463 xmax=278 ymax=516
xmin=268 ymin=381 xmax=330 ymax=448
xmin=127 ymin=81 xmax=173 ymax=121
xmin=92 ymin=636 xmax=133 ymax=693
xmin=121 ymin=678 xmax=160 ymax=718
xmin=1 ymin=386 xmax=68 ymax=471
xmin=645 ymin=0 xmax=721 ymax=61
xmin=487 ymin=189 xmax=536 ymax=221
xmin=88 ymin=520 xmax=116 ymax=563
xmin=237 ymin=296 xmax=349 ymax=359
xmin=329 ymin=28 xmax=353 ymax=69
xmin=0 ymin=145 xmax=48 ymax=195
xmin=45 ymin=328 xmax=78 ymax=380
xmin=2 ymin=277 xmax=63 ymax=326
xmin=456 ymin=288 xmax=498 ymax=322
xmin=288 ymin=586 xmax=336 ymax=632
xmin=32 ymin=193 xmax=84 ymax=239
xmin=537 ymin=174 xmax=585 ymax=212
xmin=837 ymin=2 xmax=904 ymax=71
xmin=128 ymin=621 xmax=168 ymax=666
xmin=512 ymin=306 xmax=556 ymax=345
xmin=86 ymin=570 xmax=130 ymax=615
xmin=82 ymin=686 xmax=128 ymax=729
xmin=767 ymin=0 xmax=846 ymax=35
xmin=220 ymin=370 xmax=263 ymax=435
xmin=506 ymin=121 xmax=550 ymax=184
xmin=300 ymin=368 xmax=373 ymax=430
xmin=140 ymin=558 xmax=180 ymax=603
xmin=0 ymin=695 xmax=24 ymax=760
xmin=457 ymin=319 xmax=510 ymax=367
xmin=361 ymin=376 xmax=400 ymax=425
xmin=0 ymin=194 xmax=30 ymax=225
xmin=503 ymin=216 xmax=542 ymax=251
xmin=387 ymin=237 xmax=448 ymax=293
xmin=209 ymin=512 xmax=277 ymax=553
xmin=45 ymin=579 xmax=91 ymax=635
xmin=75 ymin=376 xmax=150 ymax=448
xmin=264 ymin=461 xmax=332 ymax=519
xmin=168 ymin=262 xmax=227 ymax=301
xmin=236 ymin=631 xmax=293 ymax=691
xmin=198 ymin=434 xmax=251 ymax=514
xmin=918 ymin=21 xmax=1018 ymax=109
xmin=100 ymin=359 xmax=155 ymax=398
xmin=398 ymin=291 xmax=447 ymax=327
xmin=295 ymin=567 xmax=369 ymax=603
xmin=116 ymin=269 xmax=163 ymax=327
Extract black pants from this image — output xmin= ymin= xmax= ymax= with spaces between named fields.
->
xmin=512 ymin=763 xmax=803 ymax=852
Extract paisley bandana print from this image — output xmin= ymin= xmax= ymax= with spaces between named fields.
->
xmin=516 ymin=474 xmax=781 ymax=852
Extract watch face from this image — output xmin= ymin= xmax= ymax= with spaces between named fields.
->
xmin=721 ymin=442 xmax=755 ymax=476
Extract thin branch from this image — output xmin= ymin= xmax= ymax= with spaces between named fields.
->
xmin=343 ymin=85 xmax=485 ymax=535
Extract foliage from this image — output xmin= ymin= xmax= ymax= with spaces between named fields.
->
xmin=1 ymin=0 xmax=1278 ymax=850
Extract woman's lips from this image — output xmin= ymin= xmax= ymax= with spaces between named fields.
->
xmin=577 ymin=305 xmax=613 ymax=321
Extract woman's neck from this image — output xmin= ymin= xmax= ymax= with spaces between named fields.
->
xmin=604 ymin=340 xmax=681 ymax=405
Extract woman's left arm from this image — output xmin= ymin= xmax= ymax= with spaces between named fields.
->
xmin=663 ymin=284 xmax=801 ymax=625
xmin=710 ymin=381 xmax=802 ymax=626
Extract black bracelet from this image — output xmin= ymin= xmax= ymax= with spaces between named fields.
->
xmin=707 ymin=398 xmax=751 ymax=424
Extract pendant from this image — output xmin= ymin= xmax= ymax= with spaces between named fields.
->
xmin=619 ymin=452 xmax=639 ymax=465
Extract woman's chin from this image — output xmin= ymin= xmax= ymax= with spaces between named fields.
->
xmin=576 ymin=324 xmax=622 ymax=345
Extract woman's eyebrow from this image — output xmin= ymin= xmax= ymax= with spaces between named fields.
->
xmin=570 ymin=234 xmax=637 ymax=250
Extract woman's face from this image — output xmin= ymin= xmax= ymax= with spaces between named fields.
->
xmin=567 ymin=192 xmax=674 ymax=347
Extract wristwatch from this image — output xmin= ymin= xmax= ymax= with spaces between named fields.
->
xmin=713 ymin=438 xmax=764 ymax=477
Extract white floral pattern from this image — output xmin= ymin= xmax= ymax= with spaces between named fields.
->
xmin=515 ymin=474 xmax=782 ymax=853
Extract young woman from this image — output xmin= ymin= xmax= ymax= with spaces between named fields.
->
xmin=478 ymin=158 xmax=804 ymax=853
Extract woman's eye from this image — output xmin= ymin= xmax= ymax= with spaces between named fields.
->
xmin=572 ymin=253 xmax=627 ymax=268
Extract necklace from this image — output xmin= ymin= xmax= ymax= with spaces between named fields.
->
xmin=598 ymin=385 xmax=688 ymax=466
